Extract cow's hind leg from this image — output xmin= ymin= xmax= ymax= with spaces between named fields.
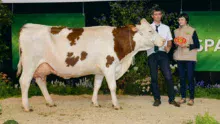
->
xmin=19 ymin=71 xmax=34 ymax=112
xmin=35 ymin=77 xmax=56 ymax=107
xmin=92 ymin=74 xmax=104 ymax=107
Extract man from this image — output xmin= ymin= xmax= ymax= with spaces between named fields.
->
xmin=147 ymin=8 xmax=180 ymax=107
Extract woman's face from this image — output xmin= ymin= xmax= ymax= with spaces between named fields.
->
xmin=178 ymin=17 xmax=187 ymax=26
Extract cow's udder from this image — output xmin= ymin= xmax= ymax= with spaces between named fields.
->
xmin=33 ymin=63 xmax=75 ymax=80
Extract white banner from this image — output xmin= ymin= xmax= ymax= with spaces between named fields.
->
xmin=2 ymin=0 xmax=129 ymax=3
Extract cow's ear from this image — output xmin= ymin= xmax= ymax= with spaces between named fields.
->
xmin=140 ymin=18 xmax=149 ymax=25
xmin=131 ymin=27 xmax=138 ymax=32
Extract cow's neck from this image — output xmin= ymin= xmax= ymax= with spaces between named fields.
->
xmin=113 ymin=26 xmax=137 ymax=61
xmin=115 ymin=48 xmax=140 ymax=80
xmin=115 ymin=32 xmax=152 ymax=80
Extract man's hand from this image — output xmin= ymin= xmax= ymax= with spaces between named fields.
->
xmin=164 ymin=46 xmax=169 ymax=53
xmin=164 ymin=40 xmax=172 ymax=53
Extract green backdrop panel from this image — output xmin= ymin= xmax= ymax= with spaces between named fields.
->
xmin=12 ymin=13 xmax=85 ymax=70
xmin=187 ymin=11 xmax=220 ymax=71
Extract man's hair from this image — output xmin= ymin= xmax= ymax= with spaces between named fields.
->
xmin=151 ymin=7 xmax=163 ymax=15
xmin=178 ymin=13 xmax=189 ymax=23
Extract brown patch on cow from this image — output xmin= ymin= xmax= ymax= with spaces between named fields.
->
xmin=106 ymin=55 xmax=114 ymax=68
xmin=112 ymin=25 xmax=137 ymax=60
xmin=51 ymin=26 xmax=66 ymax=34
xmin=65 ymin=52 xmax=79 ymax=67
xmin=67 ymin=52 xmax=73 ymax=57
xmin=67 ymin=28 xmax=84 ymax=46
xmin=80 ymin=51 xmax=88 ymax=61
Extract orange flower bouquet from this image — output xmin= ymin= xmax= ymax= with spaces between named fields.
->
xmin=174 ymin=36 xmax=187 ymax=46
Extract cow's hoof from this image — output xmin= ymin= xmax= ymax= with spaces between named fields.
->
xmin=91 ymin=102 xmax=101 ymax=108
xmin=22 ymin=107 xmax=33 ymax=112
xmin=46 ymin=103 xmax=57 ymax=107
xmin=112 ymin=104 xmax=122 ymax=110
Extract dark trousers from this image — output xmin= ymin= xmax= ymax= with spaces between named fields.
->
xmin=177 ymin=61 xmax=196 ymax=99
xmin=148 ymin=51 xmax=175 ymax=102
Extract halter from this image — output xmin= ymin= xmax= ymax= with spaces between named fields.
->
xmin=150 ymin=33 xmax=157 ymax=45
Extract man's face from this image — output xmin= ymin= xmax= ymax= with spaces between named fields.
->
xmin=151 ymin=11 xmax=162 ymax=22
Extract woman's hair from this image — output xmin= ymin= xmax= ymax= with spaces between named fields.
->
xmin=178 ymin=13 xmax=189 ymax=23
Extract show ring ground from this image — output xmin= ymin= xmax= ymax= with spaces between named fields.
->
xmin=0 ymin=95 xmax=220 ymax=124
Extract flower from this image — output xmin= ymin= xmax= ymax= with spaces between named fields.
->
xmin=174 ymin=86 xmax=178 ymax=91
xmin=146 ymin=86 xmax=150 ymax=92
xmin=174 ymin=36 xmax=187 ymax=45
xmin=196 ymin=80 xmax=205 ymax=87
xmin=14 ymin=84 xmax=19 ymax=89
xmin=133 ymin=67 xmax=138 ymax=71
xmin=174 ymin=64 xmax=178 ymax=68
xmin=170 ymin=64 xmax=175 ymax=69
xmin=146 ymin=77 xmax=151 ymax=82
xmin=212 ymin=84 xmax=220 ymax=88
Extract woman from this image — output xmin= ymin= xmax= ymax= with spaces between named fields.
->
xmin=173 ymin=13 xmax=200 ymax=106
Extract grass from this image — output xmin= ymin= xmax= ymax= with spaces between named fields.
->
xmin=195 ymin=87 xmax=220 ymax=100
xmin=184 ymin=113 xmax=220 ymax=124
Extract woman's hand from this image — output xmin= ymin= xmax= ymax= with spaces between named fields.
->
xmin=178 ymin=44 xmax=187 ymax=48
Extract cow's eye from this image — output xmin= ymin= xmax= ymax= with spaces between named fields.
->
xmin=149 ymin=31 xmax=152 ymax=33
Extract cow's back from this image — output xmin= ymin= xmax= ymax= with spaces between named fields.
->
xmin=19 ymin=24 xmax=118 ymax=77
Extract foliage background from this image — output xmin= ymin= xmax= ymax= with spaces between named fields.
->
xmin=0 ymin=1 xmax=12 ymax=63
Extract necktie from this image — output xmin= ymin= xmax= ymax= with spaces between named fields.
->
xmin=154 ymin=25 xmax=160 ymax=52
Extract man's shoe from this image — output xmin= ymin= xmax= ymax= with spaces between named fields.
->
xmin=153 ymin=99 xmax=161 ymax=106
xmin=169 ymin=100 xmax=180 ymax=107
xmin=178 ymin=98 xmax=186 ymax=104
xmin=187 ymin=99 xmax=194 ymax=106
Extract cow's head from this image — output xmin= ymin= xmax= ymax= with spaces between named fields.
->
xmin=132 ymin=18 xmax=165 ymax=50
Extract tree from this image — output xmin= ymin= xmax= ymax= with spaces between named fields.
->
xmin=94 ymin=2 xmax=179 ymax=30
xmin=0 ymin=1 xmax=13 ymax=63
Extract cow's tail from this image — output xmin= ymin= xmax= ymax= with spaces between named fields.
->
xmin=16 ymin=26 xmax=24 ymax=78
xmin=16 ymin=46 xmax=22 ymax=78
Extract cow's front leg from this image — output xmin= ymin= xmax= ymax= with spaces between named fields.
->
xmin=105 ymin=72 xmax=121 ymax=110
xmin=92 ymin=74 xmax=104 ymax=107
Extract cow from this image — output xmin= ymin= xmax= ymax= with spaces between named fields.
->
xmin=17 ymin=18 xmax=165 ymax=112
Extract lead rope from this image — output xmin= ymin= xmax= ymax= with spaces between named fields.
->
xmin=129 ymin=29 xmax=133 ymax=51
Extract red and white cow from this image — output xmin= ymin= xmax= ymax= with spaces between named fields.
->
xmin=17 ymin=18 xmax=165 ymax=111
